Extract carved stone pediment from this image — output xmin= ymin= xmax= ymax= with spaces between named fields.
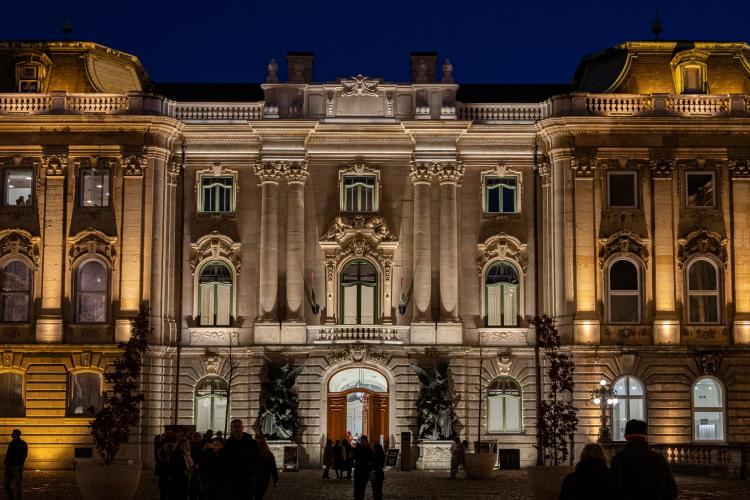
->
xmin=341 ymin=75 xmax=379 ymax=96
xmin=321 ymin=215 xmax=397 ymax=245
xmin=477 ymin=233 xmax=527 ymax=273
xmin=323 ymin=237 xmax=394 ymax=283
xmin=598 ymin=230 xmax=650 ymax=267
xmin=190 ymin=231 xmax=241 ymax=273
xmin=68 ymin=229 xmax=117 ymax=266
xmin=327 ymin=344 xmax=388 ymax=366
xmin=0 ymin=229 xmax=40 ymax=266
xmin=677 ymin=229 xmax=727 ymax=268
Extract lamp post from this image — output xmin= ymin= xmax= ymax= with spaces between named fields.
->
xmin=590 ymin=379 xmax=618 ymax=442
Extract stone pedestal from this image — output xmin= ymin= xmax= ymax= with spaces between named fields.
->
xmin=410 ymin=322 xmax=436 ymax=344
xmin=416 ymin=440 xmax=452 ymax=470
xmin=733 ymin=320 xmax=750 ymax=345
xmin=654 ymin=319 xmax=681 ymax=345
xmin=573 ymin=318 xmax=600 ymax=345
xmin=35 ymin=317 xmax=63 ymax=343
xmin=254 ymin=323 xmax=281 ymax=344
xmin=267 ymin=440 xmax=299 ymax=470
xmin=115 ymin=318 xmax=132 ymax=343
xmin=280 ymin=322 xmax=307 ymax=344
xmin=436 ymin=322 xmax=462 ymax=344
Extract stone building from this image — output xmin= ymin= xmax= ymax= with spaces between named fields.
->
xmin=0 ymin=40 xmax=749 ymax=470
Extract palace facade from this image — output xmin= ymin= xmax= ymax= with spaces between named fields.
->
xmin=1 ymin=40 xmax=750 ymax=469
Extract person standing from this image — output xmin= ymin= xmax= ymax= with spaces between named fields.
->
xmin=3 ymin=429 xmax=27 ymax=500
xmin=352 ymin=435 xmax=373 ymax=500
xmin=254 ymin=436 xmax=279 ymax=500
xmin=332 ymin=440 xmax=343 ymax=479
xmin=189 ymin=432 xmax=204 ymax=500
xmin=223 ymin=419 xmax=262 ymax=500
xmin=559 ymin=443 xmax=622 ymax=500
xmin=610 ymin=419 xmax=677 ymax=500
xmin=322 ymin=439 xmax=333 ymax=479
xmin=449 ymin=436 xmax=465 ymax=479
xmin=168 ymin=438 xmax=194 ymax=500
xmin=371 ymin=443 xmax=386 ymax=500
xmin=341 ymin=437 xmax=353 ymax=480
xmin=156 ymin=435 xmax=177 ymax=500
xmin=200 ymin=439 xmax=224 ymax=500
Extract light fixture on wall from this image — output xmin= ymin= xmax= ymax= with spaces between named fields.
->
xmin=590 ymin=379 xmax=618 ymax=442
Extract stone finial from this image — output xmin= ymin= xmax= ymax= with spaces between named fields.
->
xmin=266 ymin=58 xmax=279 ymax=83
xmin=441 ymin=59 xmax=454 ymax=83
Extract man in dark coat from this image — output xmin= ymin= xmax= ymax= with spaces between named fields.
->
xmin=223 ymin=419 xmax=262 ymax=500
xmin=610 ymin=419 xmax=678 ymax=500
xmin=352 ymin=435 xmax=374 ymax=500
xmin=4 ymin=429 xmax=28 ymax=500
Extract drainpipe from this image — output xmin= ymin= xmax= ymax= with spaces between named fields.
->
xmin=532 ymin=142 xmax=544 ymax=466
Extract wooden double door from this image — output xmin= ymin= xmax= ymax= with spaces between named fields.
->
xmin=328 ymin=390 xmax=389 ymax=448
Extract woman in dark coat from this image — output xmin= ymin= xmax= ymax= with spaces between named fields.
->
xmin=322 ymin=439 xmax=334 ymax=479
xmin=559 ymin=443 xmax=623 ymax=500
xmin=341 ymin=437 xmax=353 ymax=479
xmin=200 ymin=438 xmax=225 ymax=500
xmin=371 ymin=443 xmax=386 ymax=500
xmin=332 ymin=440 xmax=344 ymax=478
xmin=254 ymin=435 xmax=279 ymax=500
xmin=168 ymin=438 xmax=193 ymax=500
xmin=352 ymin=435 xmax=374 ymax=500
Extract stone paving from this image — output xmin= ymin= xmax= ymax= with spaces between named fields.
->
xmin=7 ymin=469 xmax=750 ymax=499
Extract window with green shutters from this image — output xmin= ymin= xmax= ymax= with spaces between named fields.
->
xmin=199 ymin=175 xmax=234 ymax=213
xmin=484 ymin=176 xmax=518 ymax=214
xmin=342 ymin=176 xmax=377 ymax=212
xmin=485 ymin=261 xmax=520 ymax=327
xmin=198 ymin=261 xmax=233 ymax=326
xmin=487 ymin=377 xmax=522 ymax=433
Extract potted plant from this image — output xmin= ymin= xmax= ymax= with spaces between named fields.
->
xmin=527 ymin=316 xmax=579 ymax=500
xmin=75 ymin=306 xmax=149 ymax=500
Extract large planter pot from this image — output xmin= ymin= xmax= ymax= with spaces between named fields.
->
xmin=463 ymin=453 xmax=498 ymax=479
xmin=526 ymin=465 xmax=574 ymax=500
xmin=75 ymin=459 xmax=142 ymax=500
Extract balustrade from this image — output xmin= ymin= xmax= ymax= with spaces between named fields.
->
xmin=308 ymin=325 xmax=406 ymax=344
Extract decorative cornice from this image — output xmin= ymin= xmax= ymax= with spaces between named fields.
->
xmin=729 ymin=159 xmax=750 ymax=179
xmin=0 ymin=229 xmax=40 ymax=267
xmin=68 ymin=229 xmax=117 ymax=267
xmin=321 ymin=215 xmax=397 ymax=244
xmin=341 ymin=75 xmax=379 ymax=97
xmin=650 ymin=158 xmax=676 ymax=179
xmin=677 ymin=228 xmax=728 ymax=268
xmin=121 ymin=155 xmax=145 ymax=177
xmin=597 ymin=230 xmax=649 ymax=268
xmin=477 ymin=233 xmax=528 ymax=273
xmin=42 ymin=153 xmax=67 ymax=176
xmin=190 ymin=231 xmax=241 ymax=274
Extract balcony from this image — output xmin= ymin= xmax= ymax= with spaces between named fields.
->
xmin=307 ymin=325 xmax=408 ymax=344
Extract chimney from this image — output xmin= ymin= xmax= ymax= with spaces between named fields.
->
xmin=286 ymin=52 xmax=314 ymax=83
xmin=410 ymin=52 xmax=437 ymax=83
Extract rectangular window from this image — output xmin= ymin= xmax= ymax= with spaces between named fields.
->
xmin=682 ymin=66 xmax=704 ymax=94
xmin=200 ymin=176 xmax=234 ymax=213
xmin=342 ymin=176 xmax=376 ymax=212
xmin=4 ymin=169 xmax=33 ymax=206
xmin=485 ymin=176 xmax=518 ymax=214
xmin=18 ymin=66 xmax=39 ymax=93
xmin=68 ymin=372 xmax=102 ymax=417
xmin=0 ymin=373 xmax=24 ymax=418
xmin=487 ymin=394 xmax=521 ymax=433
xmin=688 ymin=295 xmax=719 ymax=323
xmin=79 ymin=168 xmax=110 ymax=207
xmin=686 ymin=172 xmax=715 ymax=208
xmin=608 ymin=172 xmax=638 ymax=208
xmin=610 ymin=295 xmax=640 ymax=323
xmin=694 ymin=411 xmax=724 ymax=441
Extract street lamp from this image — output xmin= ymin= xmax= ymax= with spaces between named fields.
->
xmin=590 ymin=379 xmax=618 ymax=442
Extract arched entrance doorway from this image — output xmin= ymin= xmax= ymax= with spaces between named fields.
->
xmin=327 ymin=367 xmax=389 ymax=448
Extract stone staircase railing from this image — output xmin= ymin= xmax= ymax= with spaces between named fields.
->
xmin=308 ymin=325 xmax=406 ymax=344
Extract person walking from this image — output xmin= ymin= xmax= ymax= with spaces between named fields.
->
xmin=449 ymin=436 xmax=465 ymax=479
xmin=610 ymin=419 xmax=678 ymax=500
xmin=3 ymin=429 xmax=27 ymax=500
xmin=254 ymin=435 xmax=279 ymax=500
xmin=559 ymin=443 xmax=623 ymax=500
xmin=223 ymin=419 xmax=262 ymax=500
xmin=200 ymin=438 xmax=224 ymax=500
xmin=168 ymin=438 xmax=194 ymax=500
xmin=371 ymin=443 xmax=386 ymax=500
xmin=322 ymin=439 xmax=334 ymax=479
xmin=352 ymin=435 xmax=374 ymax=500
xmin=341 ymin=437 xmax=353 ymax=480
xmin=332 ymin=440 xmax=344 ymax=479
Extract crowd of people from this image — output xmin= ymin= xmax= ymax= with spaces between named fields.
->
xmin=321 ymin=435 xmax=386 ymax=500
xmin=154 ymin=419 xmax=278 ymax=500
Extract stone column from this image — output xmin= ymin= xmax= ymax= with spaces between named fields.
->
xmin=37 ymin=154 xmax=67 ymax=343
xmin=282 ymin=161 xmax=308 ymax=344
xmin=409 ymin=162 xmax=434 ymax=342
xmin=435 ymin=161 xmax=463 ymax=329
xmin=730 ymin=159 xmax=750 ymax=344
xmin=650 ymin=158 xmax=680 ymax=344
xmin=571 ymin=154 xmax=600 ymax=344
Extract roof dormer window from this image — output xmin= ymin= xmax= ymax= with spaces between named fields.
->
xmin=13 ymin=52 xmax=52 ymax=93
xmin=681 ymin=65 xmax=705 ymax=94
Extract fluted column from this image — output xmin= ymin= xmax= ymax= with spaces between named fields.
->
xmin=410 ymin=162 xmax=433 ymax=323
xmin=284 ymin=161 xmax=308 ymax=322
xmin=255 ymin=161 xmax=284 ymax=321
xmin=435 ymin=161 xmax=464 ymax=322
xmin=730 ymin=159 xmax=750 ymax=344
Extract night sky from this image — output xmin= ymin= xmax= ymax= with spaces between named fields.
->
xmin=2 ymin=0 xmax=749 ymax=84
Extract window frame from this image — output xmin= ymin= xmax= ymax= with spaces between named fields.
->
xmin=196 ymin=259 xmax=235 ymax=327
xmin=679 ymin=63 xmax=707 ymax=94
xmin=340 ymin=175 xmax=378 ymax=213
xmin=483 ymin=174 xmax=521 ymax=215
xmin=3 ymin=168 xmax=35 ymax=207
xmin=0 ymin=258 xmax=33 ymax=323
xmin=194 ymin=376 xmax=230 ymax=432
xmin=74 ymin=258 xmax=110 ymax=324
xmin=339 ymin=259 xmax=379 ymax=325
xmin=483 ymin=260 xmax=521 ymax=327
xmin=77 ymin=166 xmax=112 ymax=208
xmin=691 ymin=376 xmax=726 ymax=443
xmin=611 ymin=375 xmax=647 ymax=442
xmin=0 ymin=371 xmax=25 ymax=418
xmin=198 ymin=174 xmax=236 ymax=214
xmin=67 ymin=371 xmax=103 ymax=418
xmin=606 ymin=171 xmax=639 ymax=209
xmin=486 ymin=376 xmax=523 ymax=434
xmin=606 ymin=257 xmax=642 ymax=325
xmin=686 ymin=257 xmax=722 ymax=325
xmin=684 ymin=170 xmax=717 ymax=209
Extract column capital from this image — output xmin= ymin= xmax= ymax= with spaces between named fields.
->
xmin=649 ymin=158 xmax=676 ymax=179
xmin=41 ymin=153 xmax=68 ymax=177
xmin=167 ymin=158 xmax=182 ymax=186
xmin=571 ymin=154 xmax=595 ymax=178
xmin=120 ymin=155 xmax=146 ymax=177
xmin=729 ymin=159 xmax=750 ymax=179
xmin=409 ymin=160 xmax=434 ymax=184
xmin=283 ymin=160 xmax=310 ymax=184
xmin=254 ymin=160 xmax=286 ymax=184
xmin=433 ymin=161 xmax=464 ymax=185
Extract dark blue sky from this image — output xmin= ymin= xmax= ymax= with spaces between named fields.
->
xmin=2 ymin=0 xmax=749 ymax=84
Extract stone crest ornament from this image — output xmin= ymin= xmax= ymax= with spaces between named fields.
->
xmin=699 ymin=353 xmax=722 ymax=375
xmin=327 ymin=345 xmax=389 ymax=366
xmin=598 ymin=230 xmax=649 ymax=267
xmin=677 ymin=229 xmax=728 ymax=268
xmin=322 ymin=215 xmax=397 ymax=243
xmin=203 ymin=352 xmax=221 ymax=375
xmin=0 ymin=229 xmax=41 ymax=266
xmin=80 ymin=351 xmax=92 ymax=368
xmin=121 ymin=155 xmax=145 ymax=177
xmin=497 ymin=355 xmax=512 ymax=376
xmin=729 ymin=159 xmax=750 ymax=179
xmin=42 ymin=153 xmax=67 ymax=176
xmin=341 ymin=75 xmax=379 ymax=96
xmin=68 ymin=229 xmax=117 ymax=267
xmin=650 ymin=158 xmax=676 ymax=179
xmin=477 ymin=233 xmax=528 ymax=273
xmin=3 ymin=352 xmax=13 ymax=368
xmin=323 ymin=237 xmax=393 ymax=283
xmin=571 ymin=154 xmax=595 ymax=177
xmin=190 ymin=232 xmax=241 ymax=273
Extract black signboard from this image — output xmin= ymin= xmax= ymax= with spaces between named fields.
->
xmin=385 ymin=448 xmax=400 ymax=468
xmin=283 ymin=445 xmax=298 ymax=471
xmin=498 ymin=448 xmax=520 ymax=470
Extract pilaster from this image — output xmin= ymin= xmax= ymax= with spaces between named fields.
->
xmin=730 ymin=159 xmax=750 ymax=344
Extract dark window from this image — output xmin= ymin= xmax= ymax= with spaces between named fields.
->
xmin=79 ymin=168 xmax=110 ymax=207
xmin=485 ymin=176 xmax=518 ymax=213
xmin=608 ymin=172 xmax=637 ymax=208
xmin=609 ymin=259 xmax=640 ymax=323
xmin=76 ymin=260 xmax=108 ymax=323
xmin=0 ymin=260 xmax=32 ymax=322
xmin=686 ymin=172 xmax=715 ymax=208
xmin=688 ymin=259 xmax=720 ymax=323
xmin=0 ymin=373 xmax=24 ymax=417
xmin=4 ymin=169 xmax=33 ymax=206
xmin=200 ymin=176 xmax=234 ymax=213
xmin=342 ymin=176 xmax=376 ymax=212
xmin=68 ymin=372 xmax=102 ymax=417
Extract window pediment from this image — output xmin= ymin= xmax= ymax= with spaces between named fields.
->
xmin=0 ymin=229 xmax=40 ymax=267
xmin=477 ymin=233 xmax=527 ymax=273
xmin=321 ymin=215 xmax=397 ymax=245
xmin=68 ymin=229 xmax=117 ymax=267
xmin=678 ymin=229 xmax=727 ymax=269
xmin=190 ymin=231 xmax=241 ymax=274
xmin=598 ymin=231 xmax=649 ymax=268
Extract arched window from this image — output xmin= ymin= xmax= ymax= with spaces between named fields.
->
xmin=329 ymin=367 xmax=388 ymax=393
xmin=487 ymin=376 xmax=522 ymax=433
xmin=485 ymin=261 xmax=520 ymax=327
xmin=195 ymin=377 xmax=229 ymax=432
xmin=198 ymin=261 xmax=233 ymax=326
xmin=612 ymin=376 xmax=646 ymax=441
xmin=68 ymin=372 xmax=102 ymax=417
xmin=608 ymin=259 xmax=641 ymax=324
xmin=75 ymin=260 xmax=109 ymax=323
xmin=0 ymin=372 xmax=24 ymax=417
xmin=687 ymin=259 xmax=720 ymax=324
xmin=693 ymin=377 xmax=725 ymax=441
xmin=340 ymin=260 xmax=377 ymax=325
xmin=1 ymin=260 xmax=32 ymax=322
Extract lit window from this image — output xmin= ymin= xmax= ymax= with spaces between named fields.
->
xmin=75 ymin=260 xmax=109 ymax=323
xmin=487 ymin=377 xmax=522 ymax=433
xmin=198 ymin=261 xmax=233 ymax=326
xmin=68 ymin=372 xmax=102 ymax=417
xmin=686 ymin=172 xmax=715 ymax=208
xmin=692 ymin=377 xmax=724 ymax=441
xmin=199 ymin=176 xmax=234 ymax=213
xmin=485 ymin=262 xmax=520 ymax=327
xmin=608 ymin=259 xmax=641 ymax=324
xmin=682 ymin=65 xmax=705 ymax=94
xmin=607 ymin=172 xmax=638 ymax=208
xmin=329 ymin=367 xmax=387 ymax=393
xmin=342 ymin=176 xmax=377 ymax=212
xmin=0 ymin=260 xmax=32 ymax=322
xmin=17 ymin=65 xmax=40 ymax=93
xmin=0 ymin=373 xmax=24 ymax=417
xmin=612 ymin=376 xmax=646 ymax=441
xmin=340 ymin=260 xmax=378 ymax=325
xmin=484 ymin=176 xmax=518 ymax=214
xmin=79 ymin=168 xmax=110 ymax=208
xmin=687 ymin=259 xmax=720 ymax=324
xmin=195 ymin=377 xmax=229 ymax=432
xmin=3 ymin=169 xmax=33 ymax=207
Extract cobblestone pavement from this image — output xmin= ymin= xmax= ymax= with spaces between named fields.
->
xmin=7 ymin=469 xmax=749 ymax=499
